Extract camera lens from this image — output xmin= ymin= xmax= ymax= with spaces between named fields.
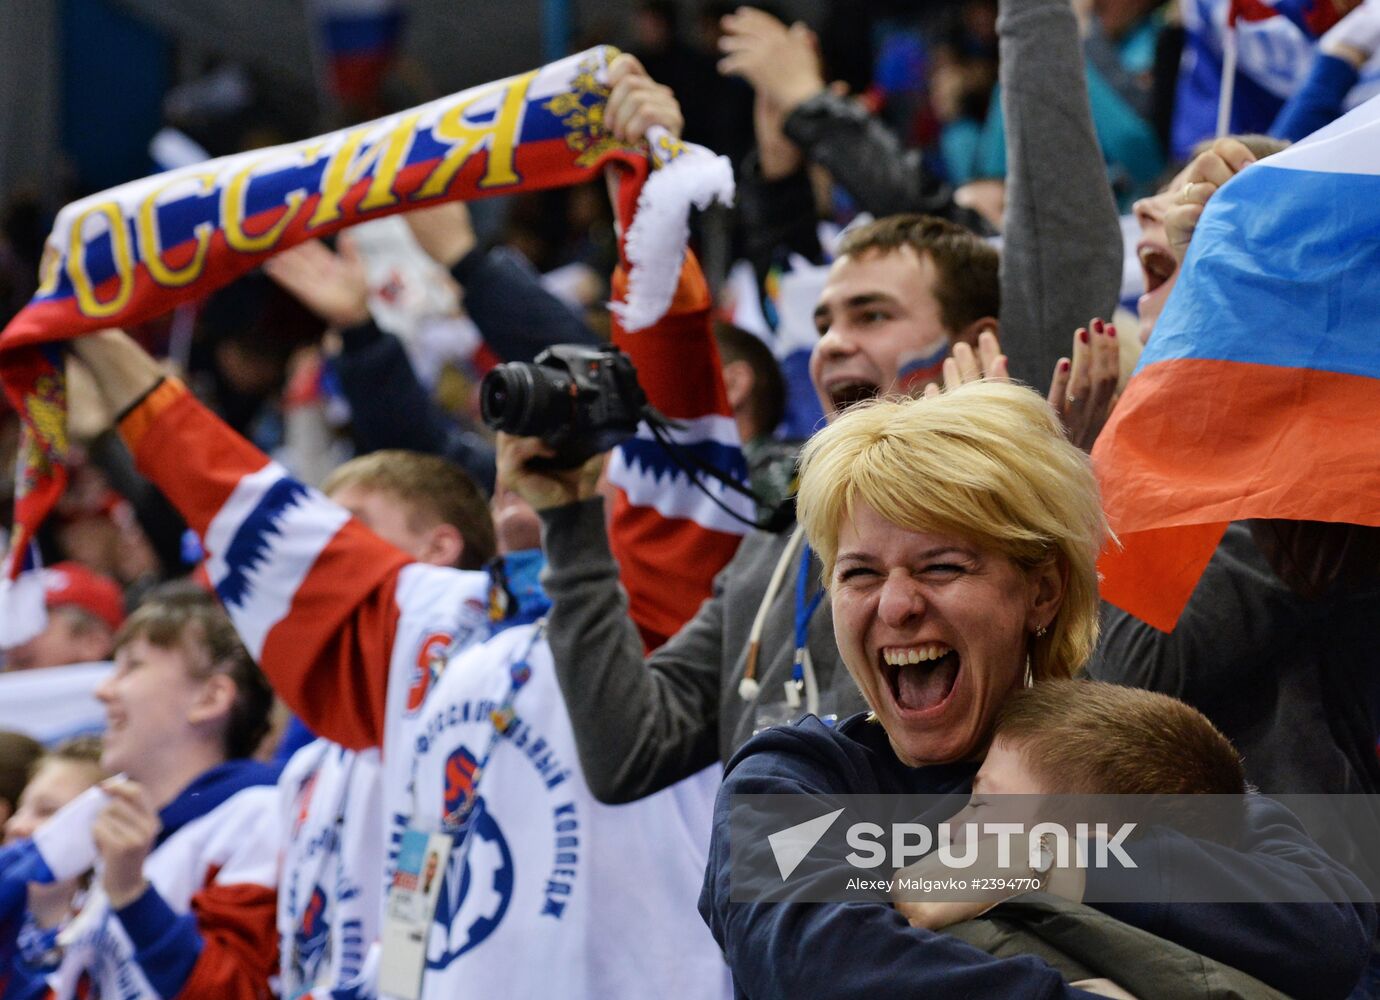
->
xmin=480 ymin=362 xmax=570 ymax=437
xmin=480 ymin=365 xmax=533 ymax=432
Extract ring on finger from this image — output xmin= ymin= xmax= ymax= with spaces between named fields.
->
xmin=1066 ymin=395 xmax=1078 ymax=405
xmin=1181 ymin=182 xmax=1194 ymax=202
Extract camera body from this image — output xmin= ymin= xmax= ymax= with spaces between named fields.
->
xmin=480 ymin=344 xmax=648 ymax=470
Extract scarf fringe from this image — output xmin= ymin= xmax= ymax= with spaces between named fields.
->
xmin=612 ymin=125 xmax=735 ymax=332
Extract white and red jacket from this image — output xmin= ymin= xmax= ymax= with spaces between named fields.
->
xmin=39 ymin=760 xmax=280 ymax=1000
xmin=277 ymin=742 xmax=386 ymax=1000
xmin=117 ymin=252 xmax=745 ymax=999
xmin=382 ymin=619 xmax=729 ymax=998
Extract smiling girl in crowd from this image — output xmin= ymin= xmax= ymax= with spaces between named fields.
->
xmin=4 ymin=588 xmax=281 ymax=1000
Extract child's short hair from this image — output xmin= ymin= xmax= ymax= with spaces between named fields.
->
xmin=114 ymin=585 xmax=273 ymax=760
xmin=994 ymin=680 xmax=1246 ymax=842
xmin=44 ymin=735 xmax=105 ymax=770
xmin=321 ymin=450 xmax=496 ymax=570
xmin=30 ymin=735 xmax=106 ymax=782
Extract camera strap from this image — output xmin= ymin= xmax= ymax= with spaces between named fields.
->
xmin=642 ymin=409 xmax=795 ymax=534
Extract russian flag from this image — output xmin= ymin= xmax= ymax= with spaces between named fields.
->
xmin=1173 ymin=0 xmax=1318 ymax=157
xmin=312 ymin=0 xmax=407 ymax=107
xmin=1092 ymin=95 xmax=1380 ymax=632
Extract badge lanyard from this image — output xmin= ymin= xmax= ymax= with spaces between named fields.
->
xmin=790 ymin=543 xmax=825 ymax=712
xmin=738 ymin=529 xmax=825 ymax=719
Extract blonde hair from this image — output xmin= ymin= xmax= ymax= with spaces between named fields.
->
xmin=796 ymin=381 xmax=1107 ymax=680
xmin=322 ymin=451 xmax=496 ymax=570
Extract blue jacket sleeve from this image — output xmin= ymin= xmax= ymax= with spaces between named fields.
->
xmin=332 ymin=321 xmax=497 ymax=493
xmin=1086 ymin=795 xmax=1376 ymax=1000
xmin=115 ymin=884 xmax=203 ymax=998
xmin=2 ymin=920 xmax=55 ymax=1000
xmin=451 ymin=245 xmax=600 ymax=361
xmin=1270 ymin=52 xmax=1360 ymax=141
xmin=698 ymin=732 xmax=1098 ymax=999
xmin=333 ymin=244 xmax=598 ymax=493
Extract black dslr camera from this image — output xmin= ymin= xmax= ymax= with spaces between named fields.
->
xmin=480 ymin=344 xmax=649 ymax=470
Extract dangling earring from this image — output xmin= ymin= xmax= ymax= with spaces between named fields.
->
xmin=1025 ymin=623 xmax=1046 ymax=687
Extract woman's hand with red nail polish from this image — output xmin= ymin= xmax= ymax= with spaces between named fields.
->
xmin=1047 ymin=317 xmax=1123 ymax=452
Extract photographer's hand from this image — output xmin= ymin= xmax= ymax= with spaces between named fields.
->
xmin=497 ymin=432 xmax=604 ymax=511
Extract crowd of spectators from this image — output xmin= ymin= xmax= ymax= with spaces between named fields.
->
xmin=1 ymin=0 xmax=1379 ymax=996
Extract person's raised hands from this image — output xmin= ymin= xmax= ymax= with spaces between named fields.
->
xmin=1047 ymin=318 xmax=1120 ymax=452
xmin=1166 ymin=138 xmax=1256 ymax=263
xmin=606 ymin=53 xmax=684 ymax=143
xmin=717 ymin=8 xmax=825 ymax=114
xmin=921 ymin=330 xmax=1008 ymax=398
xmin=68 ymin=329 xmax=167 ymax=418
xmin=65 ymin=353 xmax=116 ymax=442
xmin=404 ymin=199 xmax=477 ymax=269
xmin=752 ymin=89 xmax=803 ymax=181
xmin=262 ymin=235 xmax=370 ymax=329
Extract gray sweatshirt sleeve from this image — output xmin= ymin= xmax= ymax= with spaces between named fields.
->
xmin=539 ymin=498 xmax=723 ymax=804
xmin=997 ymin=0 xmax=1124 ymax=391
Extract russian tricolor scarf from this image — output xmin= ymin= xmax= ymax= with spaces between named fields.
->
xmin=0 ymin=45 xmax=733 ymax=642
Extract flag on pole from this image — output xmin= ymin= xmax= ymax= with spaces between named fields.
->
xmin=1176 ymin=0 xmax=1349 ymax=156
xmin=1093 ymin=93 xmax=1380 ymax=631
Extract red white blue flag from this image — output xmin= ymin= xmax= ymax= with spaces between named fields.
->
xmin=1094 ymin=94 xmax=1380 ymax=630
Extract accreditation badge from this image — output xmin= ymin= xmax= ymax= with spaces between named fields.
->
xmin=378 ymin=828 xmax=453 ymax=1000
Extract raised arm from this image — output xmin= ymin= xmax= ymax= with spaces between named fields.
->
xmin=997 ymin=0 xmax=1123 ymax=390
xmin=267 ymin=201 xmax=600 ymax=492
xmin=1268 ymin=0 xmax=1379 ymax=143
xmin=398 ymin=198 xmax=602 ymax=363
xmin=450 ymin=246 xmax=600 ymax=361
xmin=719 ymin=9 xmax=979 ymax=226
xmin=73 ymin=330 xmax=412 ymax=751
xmin=331 ymin=321 xmax=499 ymax=492
xmin=503 ymin=55 xmax=750 ymax=801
